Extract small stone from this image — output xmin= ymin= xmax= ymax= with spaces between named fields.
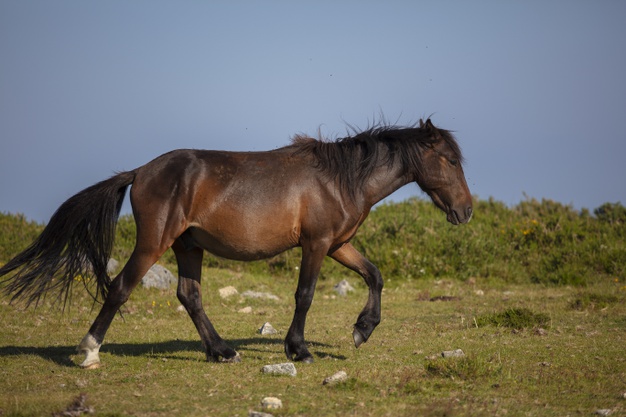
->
xmin=323 ymin=370 xmax=348 ymax=385
xmin=176 ymin=305 xmax=186 ymax=312
xmin=238 ymin=306 xmax=252 ymax=314
xmin=219 ymin=286 xmax=239 ymax=299
xmin=535 ymin=328 xmax=548 ymax=336
xmin=334 ymin=279 xmax=354 ymax=296
xmin=474 ymin=289 xmax=484 ymax=296
xmin=249 ymin=411 xmax=274 ymax=417
xmin=241 ymin=290 xmax=280 ymax=300
xmin=107 ymin=258 xmax=120 ymax=275
xmin=441 ymin=349 xmax=465 ymax=358
xmin=261 ymin=362 xmax=297 ymax=377
xmin=595 ymin=410 xmax=611 ymax=416
xmin=261 ymin=397 xmax=283 ymax=410
xmin=258 ymin=322 xmax=278 ymax=335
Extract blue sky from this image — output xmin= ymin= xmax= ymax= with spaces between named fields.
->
xmin=1 ymin=1 xmax=625 ymax=223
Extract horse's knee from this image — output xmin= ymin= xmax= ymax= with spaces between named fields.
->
xmin=177 ymin=280 xmax=202 ymax=312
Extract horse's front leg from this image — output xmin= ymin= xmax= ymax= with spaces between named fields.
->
xmin=284 ymin=243 xmax=328 ymax=363
xmin=330 ymin=243 xmax=383 ymax=348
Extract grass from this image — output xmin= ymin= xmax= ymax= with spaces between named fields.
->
xmin=1 ymin=269 xmax=625 ymax=416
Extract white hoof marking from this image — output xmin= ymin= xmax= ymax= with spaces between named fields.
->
xmin=78 ymin=334 xmax=102 ymax=369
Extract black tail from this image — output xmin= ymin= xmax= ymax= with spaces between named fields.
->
xmin=0 ymin=171 xmax=135 ymax=307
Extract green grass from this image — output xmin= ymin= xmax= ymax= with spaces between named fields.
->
xmin=475 ymin=308 xmax=551 ymax=330
xmin=1 ymin=270 xmax=625 ymax=416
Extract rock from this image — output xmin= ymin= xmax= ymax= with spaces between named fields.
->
xmin=241 ymin=290 xmax=279 ymax=300
xmin=333 ymin=279 xmax=354 ymax=296
xmin=441 ymin=349 xmax=465 ymax=358
xmin=238 ymin=306 xmax=253 ymax=314
xmin=258 ymin=322 xmax=278 ymax=335
xmin=474 ymin=289 xmax=484 ymax=296
xmin=219 ymin=286 xmax=239 ymax=299
xmin=261 ymin=397 xmax=283 ymax=410
xmin=141 ymin=264 xmax=176 ymax=289
xmin=261 ymin=362 xmax=297 ymax=377
xmin=595 ymin=410 xmax=611 ymax=416
xmin=107 ymin=258 xmax=119 ymax=275
xmin=249 ymin=411 xmax=274 ymax=417
xmin=176 ymin=305 xmax=186 ymax=313
xmin=322 ymin=370 xmax=348 ymax=385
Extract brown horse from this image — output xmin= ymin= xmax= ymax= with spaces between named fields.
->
xmin=0 ymin=118 xmax=472 ymax=367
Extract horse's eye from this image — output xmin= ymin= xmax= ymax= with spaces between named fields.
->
xmin=450 ymin=159 xmax=458 ymax=167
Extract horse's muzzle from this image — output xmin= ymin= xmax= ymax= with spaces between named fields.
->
xmin=448 ymin=206 xmax=473 ymax=225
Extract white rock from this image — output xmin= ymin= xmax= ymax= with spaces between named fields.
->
xmin=238 ymin=306 xmax=252 ymax=314
xmin=241 ymin=290 xmax=279 ymax=300
xmin=261 ymin=397 xmax=283 ymax=410
xmin=219 ymin=286 xmax=239 ymax=298
xmin=258 ymin=322 xmax=278 ymax=335
xmin=322 ymin=370 xmax=348 ymax=385
xmin=333 ymin=279 xmax=354 ymax=296
xmin=261 ymin=362 xmax=297 ymax=377
xmin=249 ymin=411 xmax=274 ymax=417
xmin=441 ymin=349 xmax=465 ymax=358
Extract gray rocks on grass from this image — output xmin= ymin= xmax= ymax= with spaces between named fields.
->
xmin=241 ymin=290 xmax=280 ymax=300
xmin=261 ymin=362 xmax=297 ymax=377
xmin=261 ymin=397 xmax=283 ymax=410
xmin=141 ymin=264 xmax=176 ymax=289
xmin=258 ymin=322 xmax=278 ymax=335
xmin=441 ymin=349 xmax=465 ymax=358
xmin=333 ymin=279 xmax=354 ymax=296
xmin=219 ymin=286 xmax=239 ymax=299
xmin=249 ymin=411 xmax=274 ymax=417
xmin=322 ymin=370 xmax=348 ymax=385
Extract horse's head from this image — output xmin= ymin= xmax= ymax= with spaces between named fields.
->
xmin=415 ymin=119 xmax=472 ymax=225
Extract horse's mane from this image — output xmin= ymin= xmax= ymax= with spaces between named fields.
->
xmin=288 ymin=121 xmax=463 ymax=199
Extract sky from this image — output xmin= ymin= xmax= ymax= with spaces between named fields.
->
xmin=1 ymin=1 xmax=625 ymax=223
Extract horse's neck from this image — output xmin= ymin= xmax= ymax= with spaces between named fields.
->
xmin=361 ymin=157 xmax=412 ymax=207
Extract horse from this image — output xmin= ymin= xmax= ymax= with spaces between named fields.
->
xmin=0 ymin=118 xmax=472 ymax=368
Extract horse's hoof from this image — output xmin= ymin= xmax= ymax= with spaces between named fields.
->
xmin=80 ymin=361 xmax=101 ymax=370
xmin=353 ymin=328 xmax=366 ymax=348
xmin=221 ymin=352 xmax=241 ymax=363
xmin=298 ymin=355 xmax=314 ymax=364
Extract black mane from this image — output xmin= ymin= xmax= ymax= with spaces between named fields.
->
xmin=289 ymin=121 xmax=463 ymax=198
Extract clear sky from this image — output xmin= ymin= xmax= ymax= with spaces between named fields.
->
xmin=1 ymin=1 xmax=625 ymax=223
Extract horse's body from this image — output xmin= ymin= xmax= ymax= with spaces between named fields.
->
xmin=0 ymin=118 xmax=472 ymax=367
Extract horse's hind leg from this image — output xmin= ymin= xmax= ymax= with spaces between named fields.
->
xmin=172 ymin=238 xmax=239 ymax=362
xmin=330 ymin=243 xmax=383 ymax=348
xmin=78 ymin=250 xmax=158 ymax=368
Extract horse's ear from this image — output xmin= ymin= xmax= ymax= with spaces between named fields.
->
xmin=419 ymin=118 xmax=425 ymax=128
xmin=424 ymin=118 xmax=434 ymax=129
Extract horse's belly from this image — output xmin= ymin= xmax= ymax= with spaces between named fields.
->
xmin=187 ymin=225 xmax=297 ymax=261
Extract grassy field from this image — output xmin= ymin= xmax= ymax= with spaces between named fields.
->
xmin=1 ymin=198 xmax=625 ymax=416
xmin=1 ymin=268 xmax=624 ymax=416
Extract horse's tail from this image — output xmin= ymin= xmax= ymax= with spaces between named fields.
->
xmin=0 ymin=171 xmax=136 ymax=307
